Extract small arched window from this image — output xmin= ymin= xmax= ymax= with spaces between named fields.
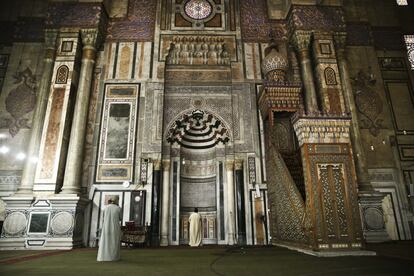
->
xmin=324 ymin=67 xmax=337 ymax=85
xmin=55 ymin=65 xmax=69 ymax=84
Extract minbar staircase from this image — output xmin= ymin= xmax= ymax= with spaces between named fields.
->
xmin=280 ymin=151 xmax=306 ymax=201
xmin=266 ymin=143 xmax=307 ymax=245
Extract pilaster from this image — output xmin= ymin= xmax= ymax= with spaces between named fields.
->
xmin=33 ymin=29 xmax=82 ymax=193
xmin=312 ymin=32 xmax=346 ymax=115
xmin=61 ymin=28 xmax=100 ymax=195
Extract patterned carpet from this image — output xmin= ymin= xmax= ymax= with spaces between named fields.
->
xmin=0 ymin=245 xmax=413 ymax=276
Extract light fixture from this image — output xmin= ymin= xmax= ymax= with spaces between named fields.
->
xmin=16 ymin=152 xmax=26 ymax=160
xmin=122 ymin=181 xmax=130 ymax=188
xmin=30 ymin=156 xmax=39 ymax=163
xmin=0 ymin=146 xmax=9 ymax=154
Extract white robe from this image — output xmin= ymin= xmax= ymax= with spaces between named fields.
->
xmin=97 ymin=203 xmax=122 ymax=261
xmin=188 ymin=212 xmax=202 ymax=247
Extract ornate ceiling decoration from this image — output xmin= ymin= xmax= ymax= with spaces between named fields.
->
xmin=184 ymin=0 xmax=212 ymax=20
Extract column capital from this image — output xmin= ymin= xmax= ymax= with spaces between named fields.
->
xmin=225 ymin=160 xmax=234 ymax=171
xmin=234 ymin=159 xmax=243 ymax=170
xmin=80 ymin=28 xmax=100 ymax=49
xmin=162 ymin=160 xmax=171 ymax=171
xmin=291 ymin=31 xmax=312 ymax=52
xmin=153 ymin=159 xmax=162 ymax=170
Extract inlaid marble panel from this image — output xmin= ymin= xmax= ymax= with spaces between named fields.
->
xmin=96 ymin=84 xmax=139 ymax=183
xmin=105 ymin=42 xmax=152 ymax=80
xmin=36 ymin=88 xmax=65 ymax=182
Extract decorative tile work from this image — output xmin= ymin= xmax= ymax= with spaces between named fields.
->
xmin=45 ymin=3 xmax=103 ymax=28
xmin=14 ymin=17 xmax=44 ymax=42
xmin=351 ymin=70 xmax=385 ymax=136
xmin=372 ymin=27 xmax=404 ymax=51
xmin=346 ymin=22 xmax=372 ymax=46
xmin=107 ymin=0 xmax=157 ymax=41
xmin=240 ymin=0 xmax=287 ymax=42
xmin=289 ymin=5 xmax=346 ymax=32
xmin=0 ymin=67 xmax=37 ymax=137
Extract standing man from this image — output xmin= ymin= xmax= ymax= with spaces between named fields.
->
xmin=97 ymin=196 xmax=122 ymax=261
xmin=188 ymin=207 xmax=202 ymax=247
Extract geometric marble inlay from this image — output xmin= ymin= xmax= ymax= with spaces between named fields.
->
xmin=51 ymin=211 xmax=74 ymax=235
xmin=184 ymin=0 xmax=212 ymax=20
xmin=3 ymin=212 xmax=27 ymax=235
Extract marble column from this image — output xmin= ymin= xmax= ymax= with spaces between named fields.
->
xmin=235 ymin=160 xmax=246 ymax=245
xmin=334 ymin=33 xmax=371 ymax=190
xmin=61 ymin=29 xmax=99 ymax=194
xmin=292 ymin=31 xmax=319 ymax=114
xmin=151 ymin=159 xmax=162 ymax=246
xmin=226 ymin=160 xmax=235 ymax=245
xmin=160 ymin=159 xmax=171 ymax=246
xmin=17 ymin=29 xmax=58 ymax=194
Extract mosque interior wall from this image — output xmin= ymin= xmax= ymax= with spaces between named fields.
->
xmin=0 ymin=0 xmax=413 ymax=251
